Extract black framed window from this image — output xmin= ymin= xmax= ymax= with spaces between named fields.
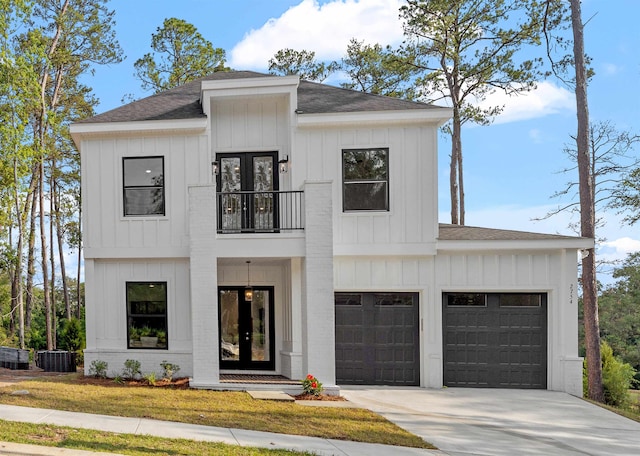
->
xmin=342 ymin=148 xmax=389 ymax=211
xmin=123 ymin=156 xmax=165 ymax=216
xmin=126 ymin=282 xmax=168 ymax=349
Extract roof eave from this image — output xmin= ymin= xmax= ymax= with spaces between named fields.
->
xmin=296 ymin=108 xmax=453 ymax=128
xmin=70 ymin=118 xmax=208 ymax=145
xmin=437 ymin=238 xmax=595 ymax=252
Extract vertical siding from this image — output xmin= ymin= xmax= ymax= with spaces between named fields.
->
xmin=211 ymin=96 xmax=289 ymax=152
xmin=81 ymin=133 xmax=208 ymax=255
xmin=296 ymin=124 xmax=438 ymax=250
xmin=91 ymin=260 xmax=191 ymax=351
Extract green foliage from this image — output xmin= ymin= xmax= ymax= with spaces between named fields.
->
xmin=134 ymin=17 xmax=228 ymax=93
xmin=58 ymin=318 xmax=84 ymax=352
xmin=122 ymin=359 xmax=142 ymax=380
xmin=339 ymin=39 xmax=419 ymax=100
xmin=26 ymin=327 xmax=46 ymax=351
xmin=598 ymin=252 xmax=640 ymax=384
xmin=268 ymin=48 xmax=337 ymax=82
xmin=88 ymin=360 xmax=108 ymax=378
xmin=143 ymin=371 xmax=157 ymax=386
xmin=586 ymin=342 xmax=636 ymax=407
xmin=301 ymin=374 xmax=323 ymax=396
xmin=160 ymin=360 xmax=180 ymax=381
xmin=600 ymin=341 xmax=636 ymax=407
xmin=612 ymin=167 xmax=640 ymax=226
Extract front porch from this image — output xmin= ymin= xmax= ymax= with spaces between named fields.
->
xmin=188 ymin=181 xmax=337 ymax=393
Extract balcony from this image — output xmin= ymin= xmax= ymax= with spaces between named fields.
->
xmin=216 ymin=190 xmax=304 ymax=233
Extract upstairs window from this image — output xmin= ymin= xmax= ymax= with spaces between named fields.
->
xmin=123 ymin=156 xmax=165 ymax=216
xmin=342 ymin=148 xmax=389 ymax=211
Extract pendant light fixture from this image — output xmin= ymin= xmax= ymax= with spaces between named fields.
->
xmin=244 ymin=260 xmax=253 ymax=302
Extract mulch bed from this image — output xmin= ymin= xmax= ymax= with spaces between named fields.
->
xmin=293 ymin=393 xmax=346 ymax=401
xmin=1 ymin=366 xmax=341 ymax=398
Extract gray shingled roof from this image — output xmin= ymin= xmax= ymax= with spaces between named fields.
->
xmin=77 ymin=70 xmax=441 ymax=124
xmin=438 ymin=223 xmax=585 ymax=241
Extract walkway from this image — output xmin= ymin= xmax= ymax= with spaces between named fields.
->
xmin=0 ymin=403 xmax=444 ymax=456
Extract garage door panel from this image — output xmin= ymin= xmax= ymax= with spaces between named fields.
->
xmin=336 ymin=292 xmax=419 ymax=386
xmin=444 ymin=292 xmax=547 ymax=389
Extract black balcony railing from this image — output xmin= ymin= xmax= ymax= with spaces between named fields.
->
xmin=216 ymin=190 xmax=304 ymax=233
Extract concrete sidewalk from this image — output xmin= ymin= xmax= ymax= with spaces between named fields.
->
xmin=0 ymin=404 xmax=443 ymax=456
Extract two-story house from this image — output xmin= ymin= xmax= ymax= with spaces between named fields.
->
xmin=70 ymin=71 xmax=590 ymax=396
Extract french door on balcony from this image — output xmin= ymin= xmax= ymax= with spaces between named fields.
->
xmin=216 ymin=152 xmax=278 ymax=232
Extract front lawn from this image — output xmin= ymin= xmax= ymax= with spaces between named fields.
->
xmin=0 ymin=374 xmax=433 ymax=449
xmin=0 ymin=420 xmax=316 ymax=455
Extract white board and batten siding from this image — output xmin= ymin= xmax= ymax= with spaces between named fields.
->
xmin=295 ymin=124 xmax=440 ymax=256
xmin=83 ymin=258 xmax=193 ymax=377
xmin=334 ymin=248 xmax=582 ymax=395
xmin=210 ymin=95 xmax=291 ymax=153
xmin=81 ymin=133 xmax=210 ymax=260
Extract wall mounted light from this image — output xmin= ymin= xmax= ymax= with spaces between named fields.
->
xmin=279 ymin=155 xmax=289 ymax=173
xmin=244 ymin=260 xmax=253 ymax=302
xmin=212 ymin=161 xmax=219 ymax=175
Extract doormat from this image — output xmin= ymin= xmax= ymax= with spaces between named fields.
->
xmin=220 ymin=374 xmax=299 ymax=384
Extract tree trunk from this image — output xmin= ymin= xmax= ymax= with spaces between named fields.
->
xmin=570 ymin=0 xmax=604 ymax=402
xmin=38 ymin=161 xmax=53 ymax=350
xmin=457 ymin=141 xmax=465 ymax=226
xmin=50 ymin=169 xmax=57 ymax=349
xmin=12 ymin=158 xmax=25 ymax=349
xmin=76 ymin=186 xmax=82 ymax=319
xmin=26 ymin=177 xmax=38 ymax=331
xmin=450 ymin=105 xmax=462 ymax=225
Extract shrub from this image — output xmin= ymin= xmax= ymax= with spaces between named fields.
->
xmin=160 ymin=360 xmax=180 ymax=381
xmin=602 ymin=341 xmax=636 ymax=407
xmin=585 ymin=341 xmax=637 ymax=407
xmin=301 ymin=374 xmax=323 ymax=396
xmin=58 ymin=318 xmax=84 ymax=352
xmin=122 ymin=359 xmax=142 ymax=380
xmin=88 ymin=360 xmax=108 ymax=378
xmin=143 ymin=372 xmax=157 ymax=386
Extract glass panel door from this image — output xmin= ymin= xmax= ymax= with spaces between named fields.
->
xmin=253 ymin=156 xmax=274 ymax=231
xmin=218 ymin=286 xmax=275 ymax=370
xmin=216 ymin=152 xmax=278 ymax=232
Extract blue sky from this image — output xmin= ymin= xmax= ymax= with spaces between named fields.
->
xmin=86 ymin=0 xmax=640 ymax=282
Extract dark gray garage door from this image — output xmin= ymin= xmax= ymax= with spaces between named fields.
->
xmin=443 ymin=292 xmax=547 ymax=388
xmin=335 ymin=292 xmax=419 ymax=385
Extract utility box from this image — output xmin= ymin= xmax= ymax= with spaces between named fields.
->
xmin=36 ymin=350 xmax=77 ymax=372
xmin=0 ymin=347 xmax=29 ymax=370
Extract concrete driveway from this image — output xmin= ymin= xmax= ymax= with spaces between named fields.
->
xmin=341 ymin=387 xmax=640 ymax=456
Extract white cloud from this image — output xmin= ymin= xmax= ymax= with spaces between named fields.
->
xmin=479 ymin=81 xmax=575 ymax=125
xmin=599 ymin=237 xmax=640 ymax=256
xmin=601 ymin=63 xmax=621 ymax=76
xmin=229 ymin=0 xmax=405 ymax=70
xmin=528 ymin=128 xmax=543 ymax=143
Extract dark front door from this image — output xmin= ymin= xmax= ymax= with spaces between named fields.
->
xmin=218 ymin=287 xmax=275 ymax=370
xmin=216 ymin=152 xmax=278 ymax=232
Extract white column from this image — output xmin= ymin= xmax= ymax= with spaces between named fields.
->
xmin=188 ymin=185 xmax=219 ymax=387
xmin=301 ymin=180 xmax=335 ymax=385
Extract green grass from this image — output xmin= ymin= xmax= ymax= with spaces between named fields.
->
xmin=0 ymin=374 xmax=433 ymax=450
xmin=588 ymin=389 xmax=640 ymax=423
xmin=0 ymin=420 xmax=315 ymax=455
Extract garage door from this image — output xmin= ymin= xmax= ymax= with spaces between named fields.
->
xmin=335 ymin=292 xmax=419 ymax=385
xmin=443 ymin=292 xmax=547 ymax=388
